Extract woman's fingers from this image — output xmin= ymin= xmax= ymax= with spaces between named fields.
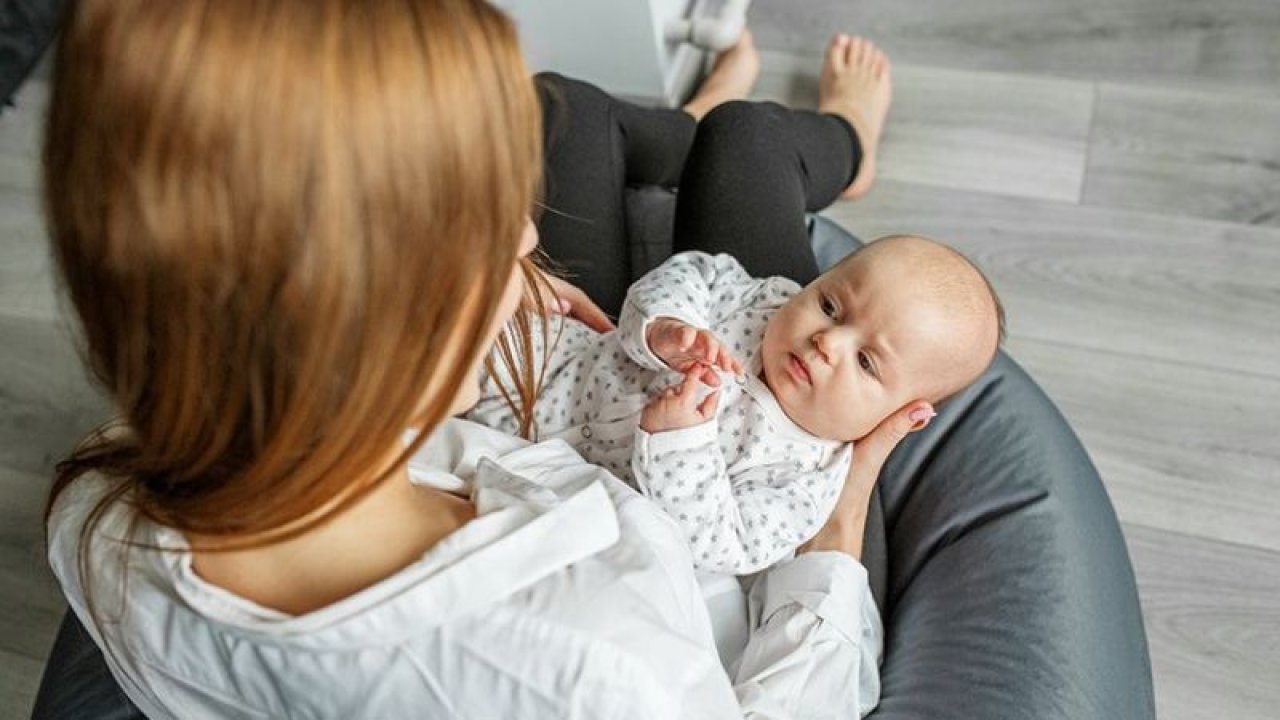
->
xmin=560 ymin=284 xmax=614 ymax=333
xmin=848 ymin=401 xmax=935 ymax=489
xmin=546 ymin=276 xmax=616 ymax=332
xmin=566 ymin=295 xmax=615 ymax=332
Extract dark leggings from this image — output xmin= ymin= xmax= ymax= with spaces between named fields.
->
xmin=535 ymin=73 xmax=863 ymax=317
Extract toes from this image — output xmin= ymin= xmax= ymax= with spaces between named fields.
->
xmin=849 ymin=37 xmax=870 ymax=66
xmin=877 ymin=49 xmax=892 ymax=80
xmin=871 ymin=43 xmax=887 ymax=66
xmin=845 ymin=36 xmax=862 ymax=67
xmin=827 ymin=33 xmax=849 ymax=69
xmin=845 ymin=38 xmax=890 ymax=78
xmin=867 ymin=44 xmax=885 ymax=75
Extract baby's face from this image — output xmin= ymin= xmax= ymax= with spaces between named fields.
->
xmin=760 ymin=243 xmax=990 ymax=442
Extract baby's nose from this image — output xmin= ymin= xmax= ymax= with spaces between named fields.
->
xmin=811 ymin=331 xmax=835 ymax=362
xmin=813 ymin=328 xmax=850 ymax=359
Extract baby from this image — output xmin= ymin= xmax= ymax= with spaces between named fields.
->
xmin=470 ymin=235 xmax=1003 ymax=574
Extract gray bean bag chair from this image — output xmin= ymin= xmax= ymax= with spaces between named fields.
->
xmin=0 ymin=0 xmax=67 ymax=106
xmin=32 ymin=201 xmax=1155 ymax=719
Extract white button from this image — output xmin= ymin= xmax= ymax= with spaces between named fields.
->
xmin=581 ymin=426 xmax=593 ymax=439
xmin=734 ymin=374 xmax=747 ymax=386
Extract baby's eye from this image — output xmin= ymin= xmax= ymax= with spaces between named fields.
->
xmin=819 ymin=294 xmax=838 ymax=318
xmin=858 ymin=351 xmax=874 ymax=373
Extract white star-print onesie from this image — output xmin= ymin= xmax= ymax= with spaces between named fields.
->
xmin=468 ymin=252 xmax=853 ymax=574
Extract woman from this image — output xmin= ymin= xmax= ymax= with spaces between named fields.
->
xmin=43 ymin=1 xmax=927 ymax=717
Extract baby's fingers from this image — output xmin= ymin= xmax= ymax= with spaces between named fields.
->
xmin=713 ymin=343 xmax=744 ymax=375
xmin=676 ymin=326 xmax=698 ymax=353
xmin=696 ymin=333 xmax=739 ymax=374
xmin=675 ymin=373 xmax=702 ymax=408
xmin=693 ymin=362 xmax=721 ymax=387
xmin=645 ymin=387 xmax=669 ymax=409
xmin=690 ymin=330 xmax=719 ymax=362
xmin=697 ymin=388 xmax=720 ymax=419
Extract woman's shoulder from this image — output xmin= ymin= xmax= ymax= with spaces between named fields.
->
xmin=46 ymin=471 xmax=154 ymax=605
xmin=46 ymin=472 xmax=133 ymax=568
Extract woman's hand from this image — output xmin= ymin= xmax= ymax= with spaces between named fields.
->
xmin=797 ymin=402 xmax=936 ymax=560
xmin=542 ymin=275 xmax=616 ymax=333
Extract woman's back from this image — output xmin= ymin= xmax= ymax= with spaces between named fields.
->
xmin=49 ymin=421 xmax=741 ymax=719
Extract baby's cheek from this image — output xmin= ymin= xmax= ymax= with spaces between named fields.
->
xmin=830 ymin=390 xmax=884 ymax=441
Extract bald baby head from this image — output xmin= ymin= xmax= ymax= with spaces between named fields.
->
xmin=835 ymin=234 xmax=1004 ymax=399
xmin=761 ymin=233 xmax=1006 ymax=441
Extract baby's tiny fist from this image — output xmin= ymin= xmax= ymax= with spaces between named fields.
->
xmin=639 ymin=373 xmax=719 ymax=434
xmin=640 ymin=391 xmax=682 ymax=434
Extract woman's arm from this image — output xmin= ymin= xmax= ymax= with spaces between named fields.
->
xmin=727 ymin=402 xmax=935 ymax=719
xmin=798 ymin=402 xmax=935 ymax=560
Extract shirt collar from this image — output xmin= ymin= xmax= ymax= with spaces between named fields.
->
xmin=157 ymin=422 xmax=620 ymax=649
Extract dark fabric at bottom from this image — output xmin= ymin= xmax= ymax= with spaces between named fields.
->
xmin=0 ymin=0 xmax=68 ymax=107
xmin=865 ymin=351 xmax=1154 ymax=719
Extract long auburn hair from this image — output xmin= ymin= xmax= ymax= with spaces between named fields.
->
xmin=43 ymin=0 xmax=545 ymax=554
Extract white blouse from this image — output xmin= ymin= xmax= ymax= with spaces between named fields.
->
xmin=47 ymin=419 xmax=882 ymax=719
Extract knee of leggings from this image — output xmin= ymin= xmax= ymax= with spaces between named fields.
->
xmin=535 ymin=72 xmax=613 ymax=115
xmin=697 ymin=100 xmax=785 ymax=144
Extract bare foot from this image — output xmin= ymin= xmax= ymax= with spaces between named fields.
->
xmin=682 ymin=30 xmax=760 ymax=121
xmin=818 ymin=34 xmax=892 ymax=200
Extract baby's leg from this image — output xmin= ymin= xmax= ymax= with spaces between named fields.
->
xmin=673 ymin=36 xmax=892 ymax=284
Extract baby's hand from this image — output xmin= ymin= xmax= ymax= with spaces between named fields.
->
xmin=640 ymin=372 xmax=721 ymax=434
xmin=646 ymin=317 xmax=743 ymax=387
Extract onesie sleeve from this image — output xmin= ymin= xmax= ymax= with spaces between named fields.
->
xmin=616 ymin=251 xmax=792 ymax=372
xmin=632 ymin=426 xmax=847 ymax=575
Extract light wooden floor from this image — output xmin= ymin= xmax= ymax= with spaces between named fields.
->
xmin=749 ymin=1 xmax=1280 ymax=718
xmin=2 ymin=0 xmax=1278 ymax=717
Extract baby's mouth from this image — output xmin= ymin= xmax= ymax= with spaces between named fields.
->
xmin=787 ymin=353 xmax=813 ymax=385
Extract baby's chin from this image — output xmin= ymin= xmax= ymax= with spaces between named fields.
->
xmin=764 ymin=358 xmax=864 ymax=442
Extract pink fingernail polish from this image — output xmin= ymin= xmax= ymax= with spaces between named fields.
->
xmin=909 ymin=407 xmax=936 ymax=422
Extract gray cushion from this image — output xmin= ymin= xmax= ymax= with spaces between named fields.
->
xmin=868 ymin=351 xmax=1153 ymax=718
xmin=32 ymin=205 xmax=1154 ymax=719
xmin=30 ymin=611 xmax=137 ymax=720
xmin=0 ymin=0 xmax=68 ymax=106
